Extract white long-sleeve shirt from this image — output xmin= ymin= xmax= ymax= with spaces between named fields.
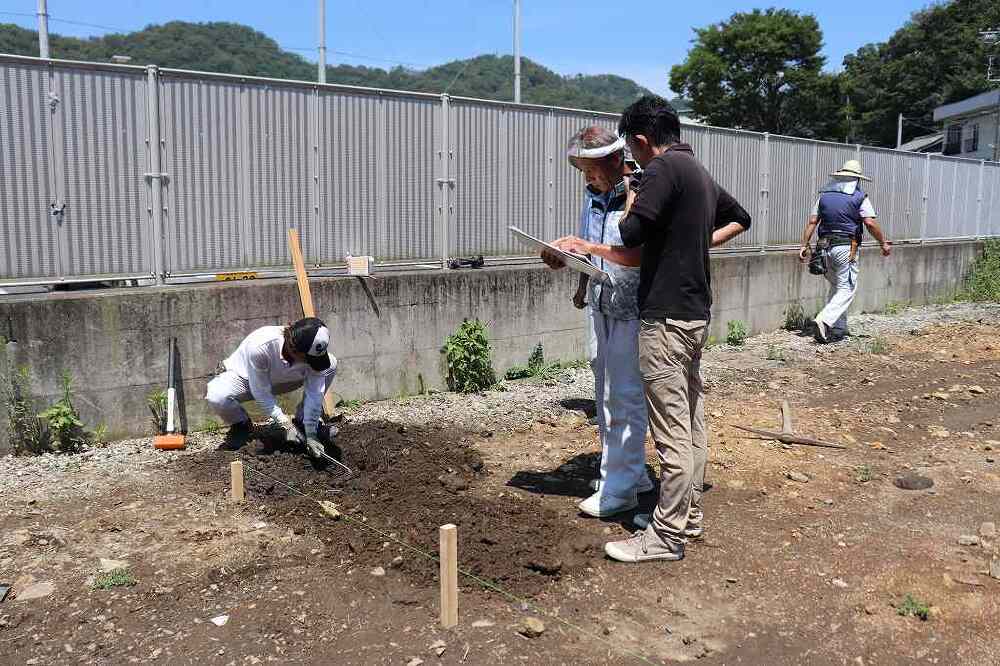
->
xmin=223 ymin=326 xmax=330 ymax=434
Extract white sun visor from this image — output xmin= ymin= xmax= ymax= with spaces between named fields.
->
xmin=567 ymin=136 xmax=626 ymax=168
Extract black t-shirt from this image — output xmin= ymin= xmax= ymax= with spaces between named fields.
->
xmin=619 ymin=144 xmax=751 ymax=321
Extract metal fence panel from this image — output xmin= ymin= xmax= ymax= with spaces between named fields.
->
xmin=691 ymin=126 xmax=764 ymax=248
xmin=315 ymin=91 xmax=381 ymax=265
xmin=159 ymin=76 xmax=245 ymax=274
xmin=243 ymin=84 xmax=313 ymax=267
xmin=384 ymin=96 xmax=439 ymax=261
xmin=449 ymin=101 xmax=503 ymax=257
xmin=53 ymin=67 xmax=150 ymax=278
xmin=861 ymin=147 xmax=926 ymax=241
xmin=768 ymin=136 xmax=817 ymax=246
xmin=984 ymin=162 xmax=1000 ymax=237
xmin=0 ymin=62 xmax=59 ymax=280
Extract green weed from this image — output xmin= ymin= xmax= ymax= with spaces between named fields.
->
xmin=855 ymin=464 xmax=873 ymax=483
xmin=147 ymin=389 xmax=167 ymax=435
xmin=897 ymin=593 xmax=930 ymax=621
xmin=881 ymin=301 xmax=907 ymax=315
xmin=443 ymin=319 xmax=497 ymax=393
xmin=198 ymin=419 xmax=222 ymax=435
xmin=765 ymin=344 xmax=785 ymax=361
xmin=2 ymin=366 xmax=48 ymax=455
xmin=783 ymin=303 xmax=807 ymax=331
xmin=866 ymin=336 xmax=891 ymax=355
xmin=726 ymin=320 xmax=748 ymax=346
xmin=962 ymin=239 xmax=1000 ymax=302
xmin=93 ymin=568 xmax=137 ymax=591
xmin=37 ymin=371 xmax=93 ymax=453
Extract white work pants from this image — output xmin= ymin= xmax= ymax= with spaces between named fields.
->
xmin=205 ymin=371 xmax=335 ymax=426
xmin=588 ymin=308 xmax=649 ymax=498
xmin=816 ymin=245 xmax=858 ymax=337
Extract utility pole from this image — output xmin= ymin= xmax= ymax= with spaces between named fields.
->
xmin=36 ymin=0 xmax=50 ymax=59
xmin=896 ymin=113 xmax=903 ymax=149
xmin=513 ymin=0 xmax=521 ymax=103
xmin=318 ymin=0 xmax=327 ymax=84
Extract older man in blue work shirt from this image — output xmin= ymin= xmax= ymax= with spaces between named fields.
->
xmin=798 ymin=160 xmax=892 ymax=343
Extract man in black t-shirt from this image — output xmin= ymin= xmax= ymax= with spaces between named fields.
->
xmin=554 ymin=96 xmax=751 ymax=563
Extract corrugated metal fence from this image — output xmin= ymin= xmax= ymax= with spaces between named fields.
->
xmin=2 ymin=54 xmax=999 ymax=286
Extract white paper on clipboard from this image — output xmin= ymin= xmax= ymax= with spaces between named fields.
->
xmin=509 ymin=226 xmax=611 ymax=284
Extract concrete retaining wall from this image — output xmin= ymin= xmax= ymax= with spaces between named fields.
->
xmin=0 ymin=241 xmax=983 ymax=448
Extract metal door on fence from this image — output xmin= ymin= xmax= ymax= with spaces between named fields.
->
xmin=0 ymin=61 xmax=151 ymax=285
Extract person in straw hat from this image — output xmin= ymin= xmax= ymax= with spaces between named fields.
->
xmin=798 ymin=159 xmax=892 ymax=343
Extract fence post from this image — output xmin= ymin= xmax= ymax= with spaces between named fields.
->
xmin=145 ymin=65 xmax=165 ymax=285
xmin=757 ymin=132 xmax=769 ymax=251
xmin=544 ymin=110 xmax=556 ymax=242
xmin=438 ymin=94 xmax=451 ymax=269
xmin=919 ymin=153 xmax=930 ymax=242
xmin=975 ymin=160 xmax=985 ymax=239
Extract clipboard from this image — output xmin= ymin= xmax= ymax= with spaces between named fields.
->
xmin=509 ymin=226 xmax=611 ymax=284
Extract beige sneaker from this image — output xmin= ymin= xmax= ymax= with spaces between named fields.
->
xmin=604 ymin=530 xmax=684 ymax=563
xmin=632 ymin=513 xmax=704 ymax=539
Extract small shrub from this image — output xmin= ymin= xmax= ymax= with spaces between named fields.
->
xmin=855 ymin=464 xmax=873 ymax=483
xmin=726 ymin=320 xmax=748 ymax=346
xmin=504 ymin=343 xmax=572 ymax=381
xmin=765 ymin=344 xmax=785 ymax=361
xmin=963 ymin=238 xmax=1000 ymax=302
xmin=504 ymin=364 xmax=533 ymax=380
xmin=2 ymin=367 xmax=49 ymax=455
xmin=38 ymin=371 xmax=93 ymax=453
xmin=93 ymin=568 xmax=137 ymax=590
xmin=443 ymin=319 xmax=497 ymax=393
xmin=336 ymin=398 xmax=362 ymax=409
xmin=527 ymin=343 xmax=545 ymax=374
xmin=147 ymin=389 xmax=167 ymax=435
xmin=897 ymin=593 xmax=930 ymax=621
xmin=783 ymin=304 xmax=806 ymax=331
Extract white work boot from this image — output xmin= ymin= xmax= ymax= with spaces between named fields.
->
xmin=578 ymin=489 xmax=638 ymax=518
xmin=589 ymin=474 xmax=655 ymax=494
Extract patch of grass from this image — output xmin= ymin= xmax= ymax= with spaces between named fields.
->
xmin=726 ymin=320 xmax=748 ymax=346
xmin=147 ymin=389 xmax=167 ymax=435
xmin=881 ymin=300 xmax=907 ymax=315
xmin=866 ymin=336 xmax=891 ymax=355
xmin=2 ymin=366 xmax=49 ymax=455
xmin=198 ymin=418 xmax=223 ymax=435
xmin=962 ymin=238 xmax=1000 ymax=302
xmin=782 ymin=303 xmax=807 ymax=331
xmin=93 ymin=568 xmax=137 ymax=590
xmin=897 ymin=593 xmax=930 ymax=621
xmin=765 ymin=344 xmax=785 ymax=361
xmin=854 ymin=464 xmax=873 ymax=483
xmin=336 ymin=398 xmax=362 ymax=409
xmin=704 ymin=335 xmax=719 ymax=350
xmin=504 ymin=344 xmax=583 ymax=382
xmin=442 ymin=319 xmax=497 ymax=393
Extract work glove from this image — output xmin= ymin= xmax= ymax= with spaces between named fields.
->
xmin=272 ymin=413 xmax=304 ymax=446
xmin=305 ymin=436 xmax=325 ymax=460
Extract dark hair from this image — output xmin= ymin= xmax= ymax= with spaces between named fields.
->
xmin=285 ymin=317 xmax=325 ymax=353
xmin=618 ymin=95 xmax=680 ymax=148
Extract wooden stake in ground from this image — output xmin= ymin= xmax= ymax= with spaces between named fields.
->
xmin=230 ymin=461 xmax=245 ymax=502
xmin=287 ymin=228 xmax=337 ymax=417
xmin=439 ymin=524 xmax=458 ymax=628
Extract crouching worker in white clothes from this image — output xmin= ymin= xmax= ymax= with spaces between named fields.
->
xmin=206 ymin=317 xmax=337 ymax=459
xmin=540 ymin=125 xmax=651 ymax=518
xmin=799 ymin=160 xmax=892 ymax=343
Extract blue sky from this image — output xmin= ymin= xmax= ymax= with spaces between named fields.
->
xmin=2 ymin=1 xmax=927 ymax=94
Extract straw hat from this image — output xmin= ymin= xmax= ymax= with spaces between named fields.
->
xmin=830 ymin=159 xmax=871 ymax=182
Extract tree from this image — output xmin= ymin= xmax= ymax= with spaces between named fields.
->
xmin=842 ymin=0 xmax=1000 ymax=147
xmin=669 ymin=9 xmax=841 ymax=139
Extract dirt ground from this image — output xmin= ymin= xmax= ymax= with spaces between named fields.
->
xmin=2 ymin=304 xmax=1000 ymax=665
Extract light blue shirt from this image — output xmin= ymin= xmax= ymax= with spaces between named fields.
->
xmin=577 ymin=181 xmax=641 ymax=320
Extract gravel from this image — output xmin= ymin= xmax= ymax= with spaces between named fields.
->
xmin=2 ymin=301 xmax=998 ymax=504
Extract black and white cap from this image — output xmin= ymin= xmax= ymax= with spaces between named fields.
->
xmin=289 ymin=317 xmax=332 ymax=371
